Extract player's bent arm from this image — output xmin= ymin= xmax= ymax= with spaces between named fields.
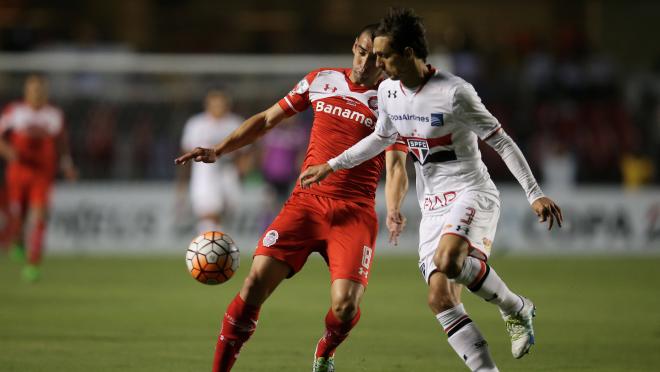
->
xmin=484 ymin=128 xmax=544 ymax=204
xmin=328 ymin=131 xmax=397 ymax=171
xmin=485 ymin=128 xmax=564 ymax=230
xmin=213 ymin=104 xmax=287 ymax=157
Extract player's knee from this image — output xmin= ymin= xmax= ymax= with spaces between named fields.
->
xmin=433 ymin=247 xmax=462 ymax=279
xmin=240 ymin=272 xmax=269 ymax=305
xmin=427 ymin=290 xmax=458 ymax=314
xmin=331 ymin=296 xmax=359 ymax=322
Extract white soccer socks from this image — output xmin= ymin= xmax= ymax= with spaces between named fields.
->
xmin=437 ymin=304 xmax=499 ymax=372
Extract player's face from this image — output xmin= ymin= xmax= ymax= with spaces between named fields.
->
xmin=351 ymin=32 xmax=380 ymax=84
xmin=24 ymin=76 xmax=48 ymax=107
xmin=374 ymin=36 xmax=408 ymax=81
xmin=206 ymin=95 xmax=229 ymax=119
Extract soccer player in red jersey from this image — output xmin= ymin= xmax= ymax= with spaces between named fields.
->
xmin=175 ymin=24 xmax=408 ymax=372
xmin=0 ymin=74 xmax=77 ymax=281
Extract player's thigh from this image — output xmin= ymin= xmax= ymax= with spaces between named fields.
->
xmin=418 ymin=213 xmax=448 ymax=283
xmin=190 ymin=181 xmax=223 ymax=217
xmin=5 ymin=169 xmax=29 ymax=216
xmin=218 ymin=167 xmax=241 ymax=212
xmin=441 ymin=190 xmax=500 ymax=260
xmin=326 ymin=201 xmax=378 ymax=287
xmin=28 ymin=179 xmax=52 ymax=219
xmin=254 ymin=193 xmax=329 ymax=276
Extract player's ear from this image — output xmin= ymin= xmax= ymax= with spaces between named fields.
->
xmin=403 ymin=46 xmax=415 ymax=60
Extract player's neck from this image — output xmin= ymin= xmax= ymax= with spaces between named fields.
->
xmin=400 ymin=60 xmax=430 ymax=89
xmin=349 ymin=71 xmax=383 ymax=89
xmin=26 ymin=100 xmax=46 ymax=109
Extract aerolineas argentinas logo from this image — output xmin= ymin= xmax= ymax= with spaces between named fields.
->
xmin=406 ymin=138 xmax=429 ymax=164
xmin=314 ymin=101 xmax=374 ymax=128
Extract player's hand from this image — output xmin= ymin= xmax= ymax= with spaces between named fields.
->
xmin=299 ymin=163 xmax=333 ymax=189
xmin=386 ymin=209 xmax=407 ymax=246
xmin=174 ymin=147 xmax=217 ymax=165
xmin=531 ymin=196 xmax=563 ymax=230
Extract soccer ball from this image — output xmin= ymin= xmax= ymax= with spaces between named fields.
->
xmin=186 ymin=231 xmax=240 ymax=285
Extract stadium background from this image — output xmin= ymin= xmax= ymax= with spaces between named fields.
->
xmin=0 ymin=1 xmax=659 ymax=371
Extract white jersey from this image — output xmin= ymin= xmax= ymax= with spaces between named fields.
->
xmin=181 ymin=112 xmax=242 ymax=183
xmin=181 ymin=112 xmax=243 ymax=215
xmin=374 ymin=68 xmax=500 ymax=214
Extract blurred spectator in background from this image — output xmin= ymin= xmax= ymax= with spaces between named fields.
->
xmin=621 ymin=151 xmax=654 ymax=190
xmin=82 ymin=104 xmax=117 ymax=179
xmin=539 ymin=139 xmax=577 ymax=193
xmin=258 ymin=117 xmax=308 ymax=231
xmin=0 ymin=74 xmax=77 ymax=282
xmin=176 ymin=90 xmax=245 ymax=234
xmin=260 ymin=117 xmax=308 ymax=202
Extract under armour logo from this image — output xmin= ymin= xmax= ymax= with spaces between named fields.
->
xmin=456 ymin=225 xmax=470 ymax=234
xmin=324 ymin=84 xmax=337 ymax=93
xmin=388 ymin=90 xmax=397 ymax=98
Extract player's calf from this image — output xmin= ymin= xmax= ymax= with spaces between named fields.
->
xmin=437 ymin=303 xmax=499 ymax=372
xmin=314 ymin=308 xmax=361 ymax=360
xmin=213 ymin=294 xmax=260 ymax=372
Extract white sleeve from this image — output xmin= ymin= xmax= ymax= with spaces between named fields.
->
xmin=328 ymin=131 xmax=396 ymax=171
xmin=485 ymin=129 xmax=545 ymax=204
xmin=327 ymin=85 xmax=399 ymax=170
xmin=453 ymin=83 xmax=501 ymax=140
xmin=374 ymin=84 xmax=398 ymax=138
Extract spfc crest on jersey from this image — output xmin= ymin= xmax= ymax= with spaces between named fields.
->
xmin=406 ymin=138 xmax=430 ymax=164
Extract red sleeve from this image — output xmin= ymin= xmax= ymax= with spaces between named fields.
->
xmin=277 ymin=70 xmax=320 ymax=117
xmin=385 ymin=134 xmax=408 ymax=153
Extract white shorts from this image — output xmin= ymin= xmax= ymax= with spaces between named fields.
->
xmin=417 ymin=189 xmax=500 ymax=283
xmin=190 ymin=167 xmax=240 ymax=217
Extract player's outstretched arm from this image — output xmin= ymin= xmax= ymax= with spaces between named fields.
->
xmin=385 ymin=150 xmax=408 ymax=245
xmin=175 ymin=104 xmax=286 ymax=165
xmin=299 ymin=131 xmax=397 ymax=188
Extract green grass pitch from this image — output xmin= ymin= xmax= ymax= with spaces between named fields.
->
xmin=1 ymin=254 xmax=659 ymax=371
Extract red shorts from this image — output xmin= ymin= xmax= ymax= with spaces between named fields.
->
xmin=6 ymin=167 xmax=53 ymax=210
xmin=255 ymin=192 xmax=378 ymax=286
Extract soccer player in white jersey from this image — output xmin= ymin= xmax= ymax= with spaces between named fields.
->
xmin=301 ymin=8 xmax=563 ymax=371
xmin=177 ymin=90 xmax=244 ymax=233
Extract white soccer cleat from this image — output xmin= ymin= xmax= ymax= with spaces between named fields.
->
xmin=502 ymin=296 xmax=536 ymax=359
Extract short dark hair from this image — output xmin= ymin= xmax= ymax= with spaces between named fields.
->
xmin=376 ymin=7 xmax=429 ymax=61
xmin=357 ymin=23 xmax=379 ymax=40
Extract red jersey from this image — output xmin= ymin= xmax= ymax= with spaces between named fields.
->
xmin=278 ymin=68 xmax=405 ymax=205
xmin=0 ymin=101 xmax=64 ymax=178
